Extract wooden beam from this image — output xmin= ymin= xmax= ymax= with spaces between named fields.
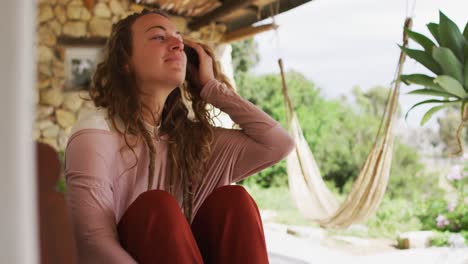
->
xmin=188 ymin=0 xmax=253 ymax=30
xmin=225 ymin=0 xmax=311 ymax=32
xmin=221 ymin=23 xmax=278 ymax=43
xmin=135 ymin=2 xmax=182 ymax=17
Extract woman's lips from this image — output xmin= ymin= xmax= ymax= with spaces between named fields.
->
xmin=164 ymin=55 xmax=183 ymax=63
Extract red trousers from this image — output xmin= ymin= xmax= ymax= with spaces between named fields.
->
xmin=117 ymin=185 xmax=269 ymax=264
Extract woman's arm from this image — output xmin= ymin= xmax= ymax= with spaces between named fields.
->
xmin=65 ymin=132 xmax=138 ymax=264
xmin=201 ymin=79 xmax=295 ymax=183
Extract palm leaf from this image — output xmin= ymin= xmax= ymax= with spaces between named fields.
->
xmin=420 ymin=103 xmax=459 ymax=125
xmin=404 ymin=27 xmax=436 ymax=54
xmin=400 ymin=74 xmax=444 ymax=91
xmin=465 ymin=58 xmax=468 ymax=88
xmin=407 ymin=88 xmax=455 ymax=98
xmin=405 ymin=98 xmax=461 ymax=121
xmin=427 ymin=23 xmax=441 ymax=45
xmin=463 ymin=22 xmax=468 ymax=40
xmin=433 ymin=75 xmax=467 ymax=98
xmin=432 ymin=47 xmax=464 ymax=83
xmin=399 ymin=45 xmax=442 ymax=74
xmin=465 ymin=41 xmax=468 ymax=63
xmin=439 ymin=11 xmax=465 ymax=62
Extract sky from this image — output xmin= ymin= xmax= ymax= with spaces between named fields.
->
xmin=252 ymin=0 xmax=468 ymax=130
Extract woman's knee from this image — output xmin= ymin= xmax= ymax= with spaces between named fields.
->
xmin=209 ymin=185 xmax=258 ymax=213
xmin=138 ymin=188 xmax=176 ymax=202
xmin=126 ymin=189 xmax=181 ymax=219
xmin=212 ymin=185 xmax=250 ymax=197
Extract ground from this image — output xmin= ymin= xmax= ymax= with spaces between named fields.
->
xmin=263 ymin=222 xmax=468 ymax=264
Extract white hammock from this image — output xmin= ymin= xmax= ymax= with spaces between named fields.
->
xmin=280 ymin=18 xmax=412 ymax=228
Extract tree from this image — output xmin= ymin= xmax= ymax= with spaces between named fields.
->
xmin=236 ymin=71 xmax=319 ymax=188
xmin=236 ymin=71 xmax=378 ymax=191
xmin=231 ymin=38 xmax=259 ymax=82
xmin=235 ymin=72 xmax=441 ymax=200
xmin=352 ymin=85 xmax=402 ymax=118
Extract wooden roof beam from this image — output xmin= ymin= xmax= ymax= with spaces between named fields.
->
xmin=225 ymin=0 xmax=311 ymax=32
xmin=221 ymin=23 xmax=278 ymax=43
xmin=188 ymin=0 xmax=254 ymax=30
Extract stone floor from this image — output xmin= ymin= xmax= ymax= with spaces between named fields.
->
xmin=268 ymin=252 xmax=308 ymax=264
xmin=264 ymin=223 xmax=468 ymax=264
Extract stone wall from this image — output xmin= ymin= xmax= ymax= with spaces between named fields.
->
xmin=35 ymin=0 xmax=227 ymax=152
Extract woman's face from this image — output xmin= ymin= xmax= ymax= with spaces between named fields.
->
xmin=129 ymin=13 xmax=187 ymax=90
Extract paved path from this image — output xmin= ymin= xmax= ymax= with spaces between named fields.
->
xmin=268 ymin=252 xmax=309 ymax=264
xmin=264 ymin=224 xmax=468 ymax=264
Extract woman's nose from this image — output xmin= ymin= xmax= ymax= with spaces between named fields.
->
xmin=168 ymin=36 xmax=184 ymax=51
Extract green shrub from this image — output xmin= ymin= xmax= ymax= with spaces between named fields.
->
xmin=431 ymin=231 xmax=452 ymax=247
xmin=430 ymin=230 xmax=468 ymax=247
xmin=56 ymin=177 xmax=66 ymax=193
xmin=416 ymin=193 xmax=468 ymax=232
xmin=365 ymin=197 xmax=422 ymax=238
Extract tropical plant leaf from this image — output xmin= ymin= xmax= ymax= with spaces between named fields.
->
xmin=420 ymin=103 xmax=459 ymax=126
xmin=400 ymin=74 xmax=444 ymax=91
xmin=464 ymin=22 xmax=468 ymax=40
xmin=433 ymin=75 xmax=467 ymax=98
xmin=465 ymin=58 xmax=468 ymax=88
xmin=399 ymin=45 xmax=442 ymax=74
xmin=427 ymin=23 xmax=441 ymax=45
xmin=404 ymin=98 xmax=461 ymax=121
xmin=439 ymin=11 xmax=465 ymax=62
xmin=404 ymin=27 xmax=436 ymax=54
xmin=465 ymin=41 xmax=468 ymax=63
xmin=432 ymin=47 xmax=464 ymax=83
xmin=407 ymin=88 xmax=454 ymax=98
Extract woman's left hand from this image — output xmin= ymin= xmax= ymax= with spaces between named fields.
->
xmin=183 ymin=40 xmax=215 ymax=87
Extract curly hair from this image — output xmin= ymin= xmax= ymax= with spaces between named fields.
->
xmin=89 ymin=8 xmax=235 ymax=223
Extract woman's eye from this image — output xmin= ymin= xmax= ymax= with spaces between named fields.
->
xmin=151 ymin=35 xmax=165 ymax=41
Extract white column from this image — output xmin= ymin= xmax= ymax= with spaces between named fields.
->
xmin=0 ymin=1 xmax=38 ymax=264
xmin=211 ymin=44 xmax=236 ymax=129
xmin=215 ymin=44 xmax=237 ymax=90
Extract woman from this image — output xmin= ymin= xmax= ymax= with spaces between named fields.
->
xmin=65 ymin=8 xmax=294 ymax=264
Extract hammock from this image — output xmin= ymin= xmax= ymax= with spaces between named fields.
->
xmin=280 ymin=17 xmax=413 ymax=228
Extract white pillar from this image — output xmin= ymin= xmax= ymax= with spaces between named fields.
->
xmin=215 ymin=44 xmax=237 ymax=90
xmin=0 ymin=1 xmax=38 ymax=264
xmin=211 ymin=44 xmax=236 ymax=129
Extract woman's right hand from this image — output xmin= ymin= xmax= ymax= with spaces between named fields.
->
xmin=183 ymin=39 xmax=215 ymax=87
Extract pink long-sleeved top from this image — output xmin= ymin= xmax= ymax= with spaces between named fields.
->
xmin=64 ymin=79 xmax=295 ymax=263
